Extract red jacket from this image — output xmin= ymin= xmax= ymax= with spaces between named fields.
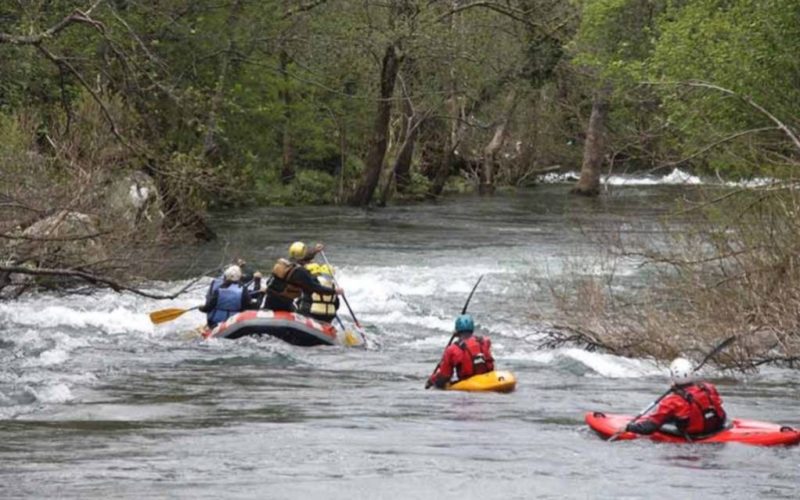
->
xmin=430 ymin=335 xmax=494 ymax=388
xmin=637 ymin=382 xmax=726 ymax=435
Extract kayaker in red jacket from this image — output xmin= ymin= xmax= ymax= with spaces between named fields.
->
xmin=625 ymin=357 xmax=727 ymax=436
xmin=426 ymin=314 xmax=494 ymax=389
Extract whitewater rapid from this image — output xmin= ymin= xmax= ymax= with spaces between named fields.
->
xmin=2 ymin=184 xmax=798 ymax=500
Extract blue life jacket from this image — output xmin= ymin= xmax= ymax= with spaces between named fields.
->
xmin=208 ymin=284 xmax=244 ymax=325
xmin=209 ymin=277 xmax=223 ymax=295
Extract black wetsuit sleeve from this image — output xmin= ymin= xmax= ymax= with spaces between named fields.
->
xmin=293 ymin=267 xmax=336 ymax=294
xmin=626 ymin=420 xmax=660 ymax=435
xmin=240 ymin=265 xmax=255 ymax=284
xmin=240 ymin=289 xmax=251 ymax=310
xmin=245 ymin=276 xmax=264 ymax=309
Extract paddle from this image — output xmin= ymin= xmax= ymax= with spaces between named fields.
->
xmin=150 ymin=306 xmax=200 ymax=325
xmin=149 ymin=277 xmax=259 ymax=325
xmin=425 ymin=274 xmax=484 ymax=389
xmin=608 ymin=334 xmax=737 ymax=442
xmin=319 ymin=250 xmax=364 ymax=331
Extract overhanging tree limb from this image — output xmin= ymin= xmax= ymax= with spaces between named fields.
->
xmin=651 ymin=126 xmax=780 ymax=171
xmin=282 ymin=0 xmax=329 ymax=19
xmin=644 ymin=80 xmax=800 ymax=154
xmin=0 ymin=0 xmax=104 ymax=45
xmin=0 ymin=265 xmax=199 ymax=300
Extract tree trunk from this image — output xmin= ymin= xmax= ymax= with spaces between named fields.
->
xmin=349 ymin=44 xmax=401 ymax=206
xmin=394 ymin=99 xmax=418 ymax=192
xmin=430 ymin=136 xmax=454 ymax=197
xmin=203 ymin=0 xmax=242 ymax=160
xmin=480 ymin=88 xmax=517 ymax=195
xmin=572 ymin=87 xmax=610 ymax=197
xmin=279 ymin=49 xmax=294 ymax=183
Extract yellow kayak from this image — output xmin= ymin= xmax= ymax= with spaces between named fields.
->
xmin=446 ymin=370 xmax=517 ymax=393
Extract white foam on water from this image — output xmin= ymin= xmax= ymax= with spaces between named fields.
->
xmin=725 ymin=177 xmax=776 ymax=188
xmin=504 ymin=348 xmax=663 ymax=378
xmin=35 ymin=348 xmax=69 ymax=366
xmin=365 ymin=310 xmax=453 ymax=334
xmin=539 ymin=171 xmax=580 ymax=183
xmin=538 ymin=168 xmax=776 ymax=188
xmin=0 ymin=303 xmax=153 ymax=335
xmin=605 ymin=169 xmax=701 ymax=186
xmin=32 ymin=383 xmax=74 ymax=404
xmin=562 ymin=348 xmax=663 ymax=377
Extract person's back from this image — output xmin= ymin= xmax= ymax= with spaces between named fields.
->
xmin=200 ymin=265 xmax=246 ymax=328
xmin=427 ymin=314 xmax=494 ymax=389
xmin=265 ymin=257 xmax=303 ymax=311
xmin=448 ymin=335 xmax=493 ymax=379
xmin=265 ymin=242 xmax=341 ymax=312
xmin=297 ymin=264 xmax=339 ymax=323
xmin=626 ymin=358 xmax=726 ymax=436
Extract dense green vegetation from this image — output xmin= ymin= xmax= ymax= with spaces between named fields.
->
xmin=3 ymin=1 xmax=796 ymax=214
xmin=2 ymin=1 xmax=799 ymax=306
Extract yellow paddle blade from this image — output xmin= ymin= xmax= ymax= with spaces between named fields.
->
xmin=149 ymin=307 xmax=190 ymax=325
xmin=344 ymin=330 xmax=359 ymax=346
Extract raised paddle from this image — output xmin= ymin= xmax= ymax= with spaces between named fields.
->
xmin=319 ymin=250 xmax=364 ymax=331
xmin=608 ymin=334 xmax=737 ymax=442
xmin=425 ymin=274 xmax=485 ymax=389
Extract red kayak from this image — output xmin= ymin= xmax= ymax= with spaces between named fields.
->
xmin=586 ymin=412 xmax=800 ymax=446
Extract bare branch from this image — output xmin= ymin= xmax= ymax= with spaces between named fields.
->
xmin=644 ymin=80 xmax=800 ymax=153
xmin=0 ymin=265 xmax=199 ymax=300
xmin=651 ymin=126 xmax=779 ymax=171
xmin=0 ymin=1 xmax=105 ymax=45
xmin=281 ymin=0 xmax=329 ymax=19
xmin=0 ymin=231 xmax=112 ymax=242
xmin=35 ymin=45 xmax=130 ymax=148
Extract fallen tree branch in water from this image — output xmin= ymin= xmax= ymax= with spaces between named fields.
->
xmin=539 ymin=324 xmax=620 ymax=354
xmin=0 ymin=265 xmax=200 ymax=300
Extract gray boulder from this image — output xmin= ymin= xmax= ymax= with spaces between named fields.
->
xmin=105 ymin=171 xmax=164 ymax=233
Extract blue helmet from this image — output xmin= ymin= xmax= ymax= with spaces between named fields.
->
xmin=454 ymin=314 xmax=474 ymax=333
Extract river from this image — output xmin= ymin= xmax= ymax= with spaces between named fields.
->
xmin=1 ymin=181 xmax=798 ymax=499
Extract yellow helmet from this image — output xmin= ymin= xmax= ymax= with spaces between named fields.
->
xmin=305 ymin=262 xmax=321 ymax=275
xmin=288 ymin=241 xmax=307 ymax=261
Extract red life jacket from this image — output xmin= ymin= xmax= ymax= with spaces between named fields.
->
xmin=673 ymin=382 xmax=726 ymax=434
xmin=455 ymin=336 xmax=493 ymax=380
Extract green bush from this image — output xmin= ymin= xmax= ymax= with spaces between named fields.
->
xmin=396 ymin=171 xmax=434 ymax=201
xmin=290 ymin=170 xmax=335 ymax=205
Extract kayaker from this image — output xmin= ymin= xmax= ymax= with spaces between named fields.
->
xmin=625 ymin=357 xmax=727 ymax=437
xmin=297 ymin=263 xmax=340 ymax=323
xmin=264 ymin=241 xmax=343 ymax=313
xmin=199 ymin=265 xmax=261 ymax=328
xmin=426 ymin=314 xmax=495 ymax=389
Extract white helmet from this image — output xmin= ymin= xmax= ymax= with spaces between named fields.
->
xmin=223 ymin=265 xmax=242 ymax=282
xmin=669 ymin=357 xmax=694 ymax=385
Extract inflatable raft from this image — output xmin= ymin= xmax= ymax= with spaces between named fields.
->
xmin=202 ymin=310 xmax=365 ymax=347
xmin=585 ymin=412 xmax=800 ymax=446
xmin=446 ymin=371 xmax=517 ymax=393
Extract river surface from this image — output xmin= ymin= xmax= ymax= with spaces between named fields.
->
xmin=1 ymin=184 xmax=798 ymax=499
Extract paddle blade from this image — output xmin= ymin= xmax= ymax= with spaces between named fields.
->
xmin=149 ymin=307 xmax=190 ymax=325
